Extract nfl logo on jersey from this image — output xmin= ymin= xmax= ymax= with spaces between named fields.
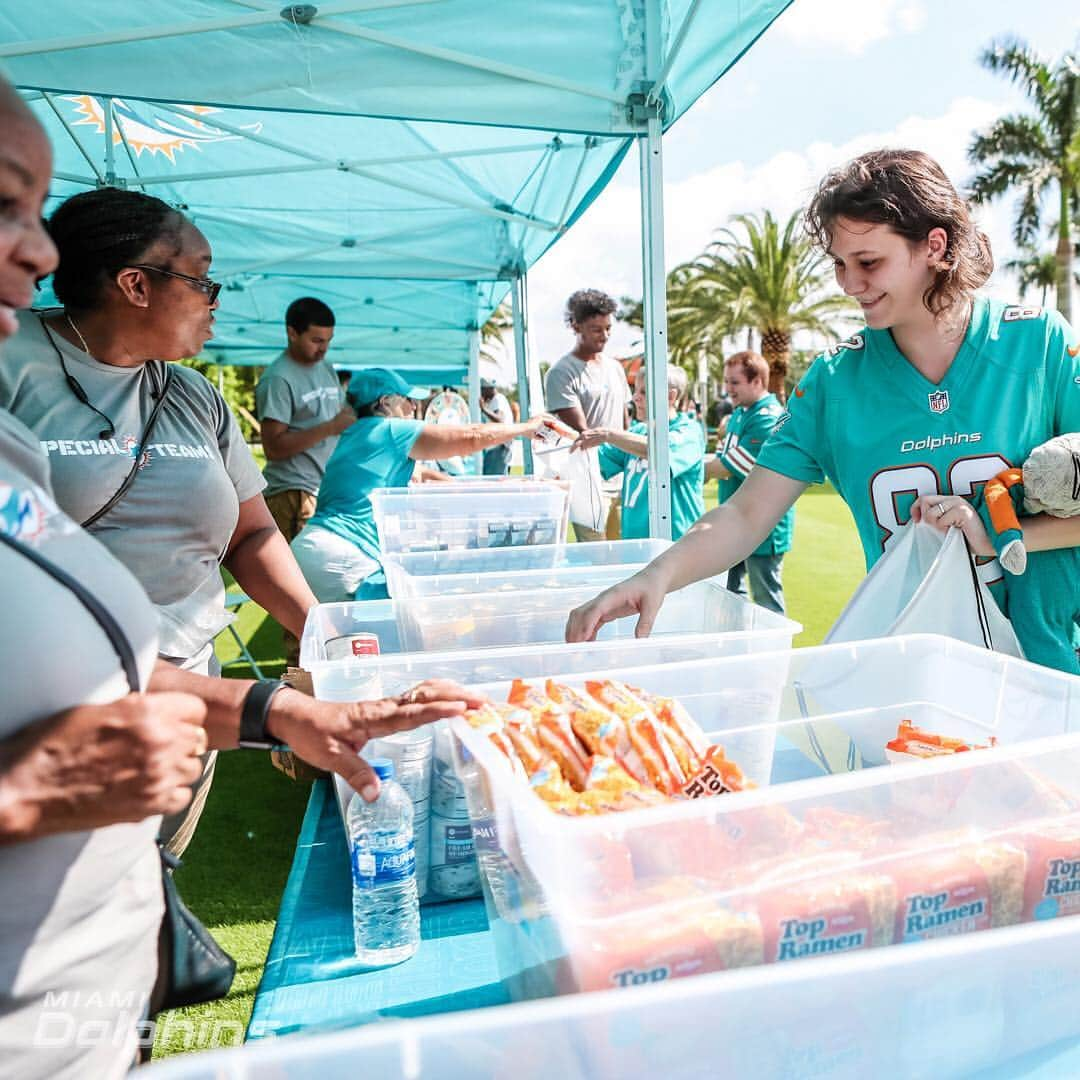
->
xmin=928 ymin=389 xmax=950 ymax=414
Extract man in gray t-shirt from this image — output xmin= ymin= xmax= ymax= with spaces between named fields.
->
xmin=544 ymin=288 xmax=630 ymax=540
xmin=256 ymin=297 xmax=354 ymax=544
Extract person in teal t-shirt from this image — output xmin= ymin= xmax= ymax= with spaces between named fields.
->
xmin=567 ymin=149 xmax=1080 ymax=672
xmin=291 ymin=368 xmax=554 ymax=601
xmin=708 ymin=350 xmax=794 ymax=614
xmin=572 ymin=364 xmax=705 ymax=540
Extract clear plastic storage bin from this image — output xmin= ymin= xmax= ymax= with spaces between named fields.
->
xmin=144 ymin=911 xmax=1080 ymax=1079
xmin=382 ymin=538 xmax=672 ymax=598
xmin=450 ymin=635 xmax=1080 ymax=1001
xmin=301 ymin=607 xmax=803 ymax=905
xmin=370 ymin=485 xmax=569 ymax=556
xmin=394 ymin=576 xmax=800 ymax=654
xmin=374 ymin=479 xmax=564 ymax=494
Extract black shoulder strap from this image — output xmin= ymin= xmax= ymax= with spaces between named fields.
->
xmin=82 ymin=363 xmax=174 ymax=529
xmin=0 ymin=529 xmax=139 ymax=691
xmin=962 ymin=533 xmax=994 ymax=650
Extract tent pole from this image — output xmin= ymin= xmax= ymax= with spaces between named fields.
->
xmin=640 ymin=0 xmax=672 ymax=541
xmin=468 ymin=327 xmax=482 ymax=475
xmin=511 ymin=274 xmax=533 ymax=475
xmin=638 ymin=117 xmax=672 ymax=540
xmin=103 ymin=98 xmax=116 ymax=186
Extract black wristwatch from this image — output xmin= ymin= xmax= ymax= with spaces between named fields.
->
xmin=239 ymin=679 xmax=289 ymax=749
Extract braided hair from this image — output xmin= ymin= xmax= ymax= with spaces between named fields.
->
xmin=47 ymin=188 xmax=185 ymax=310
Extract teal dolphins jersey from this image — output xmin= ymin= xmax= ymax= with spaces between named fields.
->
xmin=599 ymin=413 xmax=705 ymax=540
xmin=757 ymin=295 xmax=1080 ymax=592
xmin=717 ymin=391 xmax=795 ymax=556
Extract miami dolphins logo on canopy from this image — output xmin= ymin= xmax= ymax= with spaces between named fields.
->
xmin=64 ymin=96 xmax=261 ymax=162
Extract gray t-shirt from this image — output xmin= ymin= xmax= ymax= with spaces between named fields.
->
xmin=255 ymin=351 xmax=344 ymax=498
xmin=545 ymin=351 xmax=630 ymax=431
xmin=0 ymin=407 xmax=162 ymax=1080
xmin=546 ymin=352 xmax=630 ymax=497
xmin=0 ymin=311 xmax=266 ymax=661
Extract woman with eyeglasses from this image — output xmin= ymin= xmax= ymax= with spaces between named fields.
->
xmin=0 ymin=86 xmax=484 ymax=1076
xmin=0 ymin=186 xmax=321 ymax=853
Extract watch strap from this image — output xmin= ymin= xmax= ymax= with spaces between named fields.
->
xmin=239 ymin=679 xmax=288 ymax=749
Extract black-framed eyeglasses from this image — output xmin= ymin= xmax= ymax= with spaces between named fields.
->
xmin=128 ymin=264 xmax=222 ymax=304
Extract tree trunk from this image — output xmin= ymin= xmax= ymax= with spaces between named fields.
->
xmin=760 ymin=327 xmax=791 ymax=403
xmin=1056 ymin=185 xmax=1073 ymax=324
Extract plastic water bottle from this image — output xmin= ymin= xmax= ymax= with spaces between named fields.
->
xmin=347 ymin=758 xmax=420 ymax=967
xmin=428 ymin=725 xmax=480 ymax=900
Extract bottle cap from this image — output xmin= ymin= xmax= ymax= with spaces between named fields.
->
xmin=368 ymin=757 xmax=395 ymax=781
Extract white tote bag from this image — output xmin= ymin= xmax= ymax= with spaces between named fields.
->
xmin=533 ymin=441 xmax=606 ymax=535
xmin=825 ymin=522 xmax=1024 ymax=658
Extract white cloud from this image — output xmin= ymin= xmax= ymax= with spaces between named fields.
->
xmin=774 ymin=0 xmax=927 ymax=55
xmin=523 ymin=96 xmax=1027 ymax=369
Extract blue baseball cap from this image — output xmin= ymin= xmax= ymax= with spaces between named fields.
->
xmin=346 ymin=368 xmax=428 ymax=410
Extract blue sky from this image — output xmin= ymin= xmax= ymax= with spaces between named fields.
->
xmin=513 ymin=0 xmax=1080 ymax=374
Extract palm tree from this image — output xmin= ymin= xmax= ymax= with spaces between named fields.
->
xmin=619 ymin=265 xmax=730 ymax=372
xmin=1005 ymin=249 xmax=1059 ymax=306
xmin=686 ymin=209 xmax=856 ymax=400
xmin=968 ymin=39 xmax=1080 ymax=323
xmin=479 ymin=300 xmax=513 ymax=363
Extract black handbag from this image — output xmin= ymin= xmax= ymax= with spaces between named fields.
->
xmin=155 ymin=845 xmax=236 ymax=1012
xmin=0 ymin=528 xmax=236 ymax=1014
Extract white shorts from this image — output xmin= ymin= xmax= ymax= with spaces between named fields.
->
xmin=291 ymin=524 xmax=379 ymax=603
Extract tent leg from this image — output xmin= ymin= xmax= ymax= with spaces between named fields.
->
xmin=511 ymin=274 xmax=533 ymax=475
xmin=639 ymin=115 xmax=672 ymax=540
xmin=468 ymin=327 xmax=482 ymax=475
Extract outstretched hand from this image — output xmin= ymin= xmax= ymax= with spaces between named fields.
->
xmin=268 ymin=680 xmax=487 ymax=801
xmin=565 ymin=569 xmax=667 ymax=642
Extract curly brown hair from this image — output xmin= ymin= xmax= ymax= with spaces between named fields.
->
xmin=805 ymin=149 xmax=993 ymax=328
xmin=564 ymin=288 xmax=617 ymax=327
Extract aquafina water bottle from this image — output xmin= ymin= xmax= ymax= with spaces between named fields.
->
xmin=347 ymin=758 xmax=420 ymax=967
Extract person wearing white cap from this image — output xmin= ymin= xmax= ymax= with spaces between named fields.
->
xmin=291 ymin=367 xmax=557 ymax=601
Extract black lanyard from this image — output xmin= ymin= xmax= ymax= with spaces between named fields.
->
xmin=38 ymin=313 xmax=173 ymax=529
xmin=0 ymin=529 xmax=139 ymax=692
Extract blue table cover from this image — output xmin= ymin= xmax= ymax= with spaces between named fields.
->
xmin=247 ymin=779 xmax=508 ymax=1040
xmin=248 ymin=743 xmax=828 ymax=1041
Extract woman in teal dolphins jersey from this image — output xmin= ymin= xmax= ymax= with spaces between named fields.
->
xmin=571 ymin=363 xmax=705 ymax=541
xmin=567 ymin=148 xmax=1080 ymax=670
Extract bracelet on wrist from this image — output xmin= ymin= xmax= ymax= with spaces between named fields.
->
xmin=239 ymin=679 xmax=290 ymax=750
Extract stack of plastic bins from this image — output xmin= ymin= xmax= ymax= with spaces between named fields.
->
xmin=394 ymin=574 xmax=798 ymax=654
xmin=373 ymin=479 xmax=561 ymax=493
xmin=382 ymin=538 xmax=672 ymax=599
xmin=370 ymin=483 xmax=569 ymax=556
xmin=449 ymin=634 xmax=1080 ymax=1006
xmin=139 ymin=910 xmax=1080 ymax=1079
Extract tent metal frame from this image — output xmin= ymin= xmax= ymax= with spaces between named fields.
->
xmin=3 ymin=1 xmax=627 ymax=107
xmin=638 ymin=0 xmax=672 ymax=539
xmin=14 ymin=0 xmax=796 ymax=537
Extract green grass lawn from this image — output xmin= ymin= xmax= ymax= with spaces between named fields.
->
xmin=153 ymin=481 xmax=864 ymax=1059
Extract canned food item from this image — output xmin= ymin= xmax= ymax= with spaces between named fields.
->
xmin=325 ymin=632 xmax=381 ymax=660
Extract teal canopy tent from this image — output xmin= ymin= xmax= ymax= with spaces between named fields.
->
xmin=26 ymin=92 xmax=631 ymax=396
xmin=7 ymin=0 xmax=794 ymax=534
xmin=4 ymin=1 xmax=790 ymax=135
